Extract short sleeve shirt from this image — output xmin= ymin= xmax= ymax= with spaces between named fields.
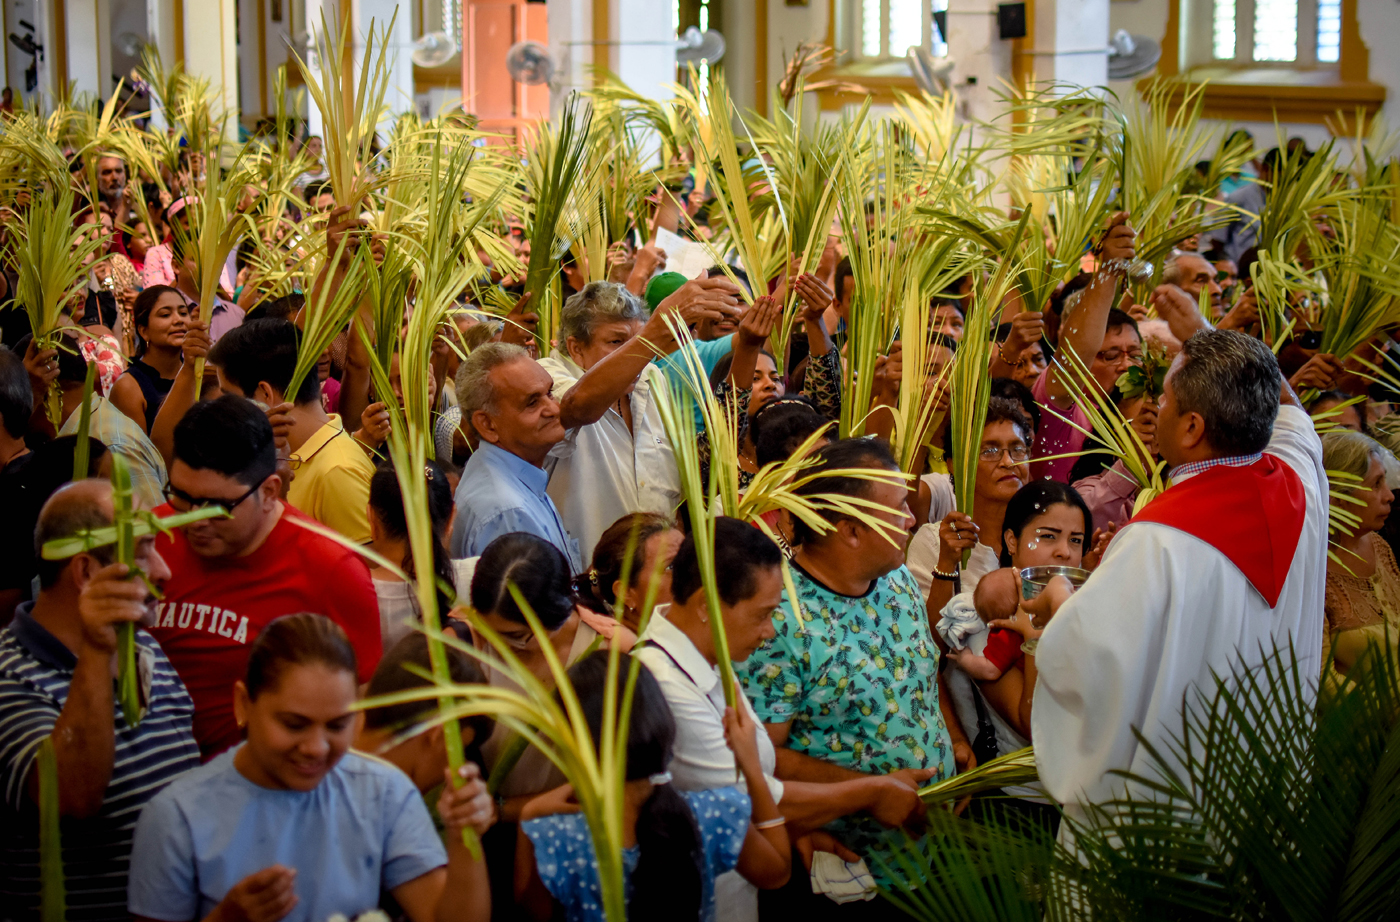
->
xmin=0 ymin=606 xmax=201 ymax=921
xmin=735 ymin=562 xmax=954 ymax=881
xmin=522 ymin=786 xmax=748 ymax=922
xmin=150 ymin=504 xmax=381 ymax=758
xmin=286 ymin=415 xmax=376 ymax=544
xmin=128 ymin=749 xmax=446 ymax=922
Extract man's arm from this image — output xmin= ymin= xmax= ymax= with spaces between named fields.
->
xmin=1045 ymin=213 xmax=1136 ymax=407
xmin=20 ymin=563 xmax=146 ymax=817
xmin=556 ymin=277 xmax=741 ymax=429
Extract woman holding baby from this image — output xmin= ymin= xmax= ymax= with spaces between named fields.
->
xmin=922 ymin=475 xmax=1109 ymax=831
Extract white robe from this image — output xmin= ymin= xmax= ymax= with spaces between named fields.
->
xmin=1031 ymin=404 xmax=1327 ymax=822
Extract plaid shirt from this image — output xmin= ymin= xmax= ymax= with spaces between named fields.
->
xmin=1168 ymin=451 xmax=1264 ymax=484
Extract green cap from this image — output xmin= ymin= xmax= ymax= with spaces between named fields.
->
xmin=645 ymin=271 xmax=688 ymax=312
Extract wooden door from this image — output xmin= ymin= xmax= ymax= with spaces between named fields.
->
xmin=461 ymin=0 xmax=548 ymax=141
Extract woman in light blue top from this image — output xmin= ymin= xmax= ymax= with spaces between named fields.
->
xmin=514 ymin=652 xmax=792 ymax=922
xmin=128 ymin=614 xmax=496 ymax=922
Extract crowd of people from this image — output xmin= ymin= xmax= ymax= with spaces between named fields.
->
xmin=0 ymin=76 xmax=1390 ymax=922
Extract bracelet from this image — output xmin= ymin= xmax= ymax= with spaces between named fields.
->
xmin=1021 ymin=638 xmax=1040 ymax=656
xmin=932 ymin=566 xmax=959 ymax=581
xmin=753 ymin=816 xmax=787 ymax=830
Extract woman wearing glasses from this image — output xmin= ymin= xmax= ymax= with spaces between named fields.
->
xmin=912 ymin=398 xmax=1036 ymax=620
xmin=463 ymin=532 xmax=637 ymax=898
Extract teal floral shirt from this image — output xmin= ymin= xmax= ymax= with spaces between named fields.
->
xmin=736 ymin=562 xmax=953 ymax=881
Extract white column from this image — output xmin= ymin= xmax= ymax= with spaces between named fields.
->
xmin=945 ymin=0 xmax=1016 ymax=127
xmin=302 ymin=0 xmax=328 ymax=139
xmin=353 ymin=0 xmax=415 ymax=128
xmin=66 ymin=0 xmax=112 ymax=96
xmin=143 ymin=0 xmax=175 ymax=128
xmin=1032 ymin=0 xmax=1110 ymax=91
xmin=182 ymin=0 xmax=240 ymax=138
xmin=611 ymin=0 xmax=675 ymax=108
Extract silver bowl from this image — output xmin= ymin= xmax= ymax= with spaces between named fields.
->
xmin=1019 ymin=565 xmax=1091 ymax=601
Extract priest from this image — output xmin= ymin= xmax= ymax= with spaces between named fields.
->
xmin=1030 ymin=329 xmax=1327 ymax=822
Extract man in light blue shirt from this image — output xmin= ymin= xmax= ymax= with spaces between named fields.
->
xmin=450 ymin=342 xmax=582 ymax=571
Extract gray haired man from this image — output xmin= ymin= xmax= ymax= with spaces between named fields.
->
xmin=1030 ymin=330 xmax=1327 ymax=831
xmin=539 ymin=278 xmax=738 ymax=554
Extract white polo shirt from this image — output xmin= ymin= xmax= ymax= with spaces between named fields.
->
xmin=541 ymin=353 xmax=682 ymax=558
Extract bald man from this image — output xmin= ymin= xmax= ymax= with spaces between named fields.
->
xmin=0 ymin=481 xmax=200 ymax=920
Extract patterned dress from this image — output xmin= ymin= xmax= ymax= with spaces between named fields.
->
xmin=737 ymin=561 xmax=953 ymax=884
xmin=522 ymin=786 xmax=749 ymax=922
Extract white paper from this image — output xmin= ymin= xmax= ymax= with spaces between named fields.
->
xmin=654 ymin=226 xmax=714 ymax=280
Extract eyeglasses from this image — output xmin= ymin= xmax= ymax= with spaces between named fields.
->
xmin=979 ymin=445 xmax=1030 ymax=463
xmin=162 ymin=477 xmax=266 ymax=512
xmin=1096 ymin=348 xmax=1143 ymax=364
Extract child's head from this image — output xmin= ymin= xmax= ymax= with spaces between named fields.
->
xmin=974 ymin=567 xmax=1022 ymax=624
xmin=360 ymin=633 xmax=495 ymax=793
xmin=567 ymin=653 xmax=703 ymax=921
xmin=235 ymin=614 xmax=358 ymax=792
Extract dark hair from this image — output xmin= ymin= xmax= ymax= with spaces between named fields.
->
xmin=709 ymin=348 xmax=779 ymax=393
xmin=834 ymin=256 xmax=855 ymax=300
xmin=752 ymin=396 xmax=829 ymax=467
xmin=567 ymin=653 xmax=703 ymax=922
xmin=1305 ymin=389 xmax=1368 ymax=434
xmin=670 ymin=516 xmax=782 ymax=607
xmin=173 ymin=395 xmax=277 ymax=487
xmin=1105 ymin=307 xmax=1142 ymax=342
xmin=304 ymin=180 xmax=333 ymax=202
xmin=363 ymin=633 xmax=495 ymax=760
xmin=470 ymin=533 xmax=576 ymax=630
xmin=0 ymin=345 xmax=32 ymax=439
xmin=244 ymin=292 xmax=305 ymax=323
xmin=131 ymin=285 xmax=184 ymax=357
xmin=207 ymin=317 xmax=321 ymax=406
xmin=789 ymin=437 xmax=900 ymax=546
xmin=989 ymin=378 xmax=1039 ymax=437
xmin=998 ymin=481 xmax=1093 ymax=566
xmin=1171 ymin=329 xmax=1280 ymax=456
xmin=576 ymin=512 xmax=677 ymax=613
xmin=45 ymin=331 xmax=92 ymax=385
xmin=245 ymin=613 xmax=357 ymax=699
xmin=984 ymin=395 xmax=1034 ymax=446
xmin=370 ymin=462 xmax=457 ymax=617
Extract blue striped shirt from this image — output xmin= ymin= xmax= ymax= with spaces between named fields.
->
xmin=0 ymin=604 xmax=201 ymax=921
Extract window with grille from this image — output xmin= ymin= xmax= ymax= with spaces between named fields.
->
xmin=1210 ymin=0 xmax=1342 ymax=67
xmin=852 ymin=0 xmax=947 ymax=62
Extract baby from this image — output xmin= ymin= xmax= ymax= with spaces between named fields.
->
xmin=946 ymin=567 xmax=1028 ymax=682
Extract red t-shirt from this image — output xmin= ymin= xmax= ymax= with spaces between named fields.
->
xmin=149 ymin=503 xmax=380 ymax=759
xmin=982 ymin=627 xmax=1023 ymax=674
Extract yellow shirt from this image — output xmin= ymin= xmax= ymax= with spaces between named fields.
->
xmin=287 ymin=414 xmax=375 ymax=544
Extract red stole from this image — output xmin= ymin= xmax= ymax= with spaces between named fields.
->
xmin=1130 ymin=455 xmax=1306 ymax=608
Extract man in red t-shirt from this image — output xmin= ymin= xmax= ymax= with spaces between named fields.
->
xmin=149 ymin=396 xmax=380 ymax=758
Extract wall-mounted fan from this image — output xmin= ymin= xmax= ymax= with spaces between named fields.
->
xmin=676 ymin=26 xmax=725 ymax=64
xmin=907 ymin=46 xmax=955 ymax=94
xmin=506 ymin=40 xmax=556 ymax=86
xmin=1107 ymin=29 xmax=1161 ymax=80
xmin=413 ymin=31 xmax=458 ymax=68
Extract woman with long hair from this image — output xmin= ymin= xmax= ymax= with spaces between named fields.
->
xmin=469 ymin=533 xmax=637 ymax=813
xmin=110 ymin=286 xmax=188 ymax=432
xmin=514 ymin=652 xmax=791 ymax=921
xmin=367 ymin=462 xmax=471 ymax=649
xmin=129 ymin=614 xmax=495 ymax=922
xmin=574 ymin=512 xmax=684 ymax=632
